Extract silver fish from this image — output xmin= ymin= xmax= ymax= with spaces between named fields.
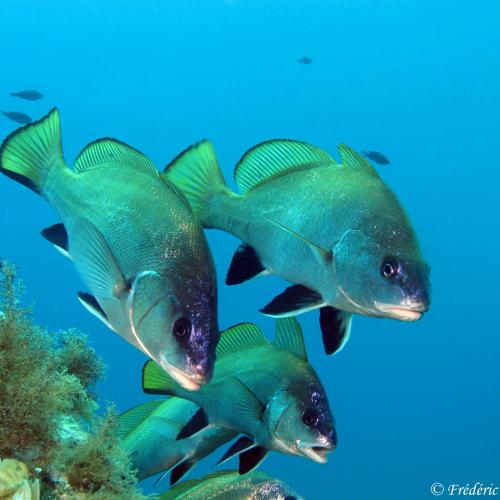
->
xmin=0 ymin=109 xmax=219 ymax=390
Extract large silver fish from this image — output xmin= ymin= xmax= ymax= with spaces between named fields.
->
xmin=143 ymin=318 xmax=336 ymax=473
xmin=0 ymin=109 xmax=219 ymax=390
xmin=164 ymin=140 xmax=431 ymax=355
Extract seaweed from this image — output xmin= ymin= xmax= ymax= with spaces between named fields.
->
xmin=0 ymin=261 xmax=147 ymax=499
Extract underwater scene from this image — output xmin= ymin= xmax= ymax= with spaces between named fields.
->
xmin=1 ymin=0 xmax=499 ymax=498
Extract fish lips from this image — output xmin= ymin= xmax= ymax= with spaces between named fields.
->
xmin=374 ymin=300 xmax=429 ymax=321
xmin=159 ymin=357 xmax=209 ymax=391
xmin=297 ymin=429 xmax=337 ymax=463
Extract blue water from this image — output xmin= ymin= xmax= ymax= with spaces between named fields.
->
xmin=1 ymin=1 xmax=499 ymax=498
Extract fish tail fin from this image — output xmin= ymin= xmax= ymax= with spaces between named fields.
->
xmin=0 ymin=108 xmax=66 ymax=195
xmin=162 ymin=140 xmax=230 ymax=227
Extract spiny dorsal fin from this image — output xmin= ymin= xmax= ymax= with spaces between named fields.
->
xmin=202 ymin=470 xmax=238 ymax=481
xmin=234 ymin=139 xmax=335 ymax=193
xmin=216 ymin=323 xmax=268 ymax=358
xmin=74 ymin=138 xmax=158 ymax=175
xmin=272 ymin=317 xmax=308 ymax=361
xmin=159 ymin=478 xmax=204 ymax=499
xmin=338 ymin=144 xmax=379 ymax=178
xmin=118 ymin=400 xmax=164 ymax=439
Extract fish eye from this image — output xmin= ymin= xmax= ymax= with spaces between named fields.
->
xmin=380 ymin=257 xmax=399 ymax=279
xmin=173 ymin=317 xmax=191 ymax=338
xmin=302 ymin=408 xmax=320 ymax=428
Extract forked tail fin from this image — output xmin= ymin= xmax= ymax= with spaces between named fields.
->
xmin=0 ymin=108 xmax=66 ymax=195
xmin=162 ymin=140 xmax=228 ymax=226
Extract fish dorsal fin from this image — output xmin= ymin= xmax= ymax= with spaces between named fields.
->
xmin=272 ymin=317 xmax=308 ymax=361
xmin=338 ymin=144 xmax=379 ymax=178
xmin=74 ymin=138 xmax=158 ymax=175
xmin=216 ymin=323 xmax=268 ymax=358
xmin=159 ymin=478 xmax=204 ymax=499
xmin=118 ymin=400 xmax=164 ymax=439
xmin=203 ymin=470 xmax=236 ymax=481
xmin=234 ymin=140 xmax=335 ymax=193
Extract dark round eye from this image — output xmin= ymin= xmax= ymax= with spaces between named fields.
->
xmin=381 ymin=258 xmax=399 ymax=279
xmin=302 ymin=408 xmax=320 ymax=427
xmin=173 ymin=317 xmax=191 ymax=338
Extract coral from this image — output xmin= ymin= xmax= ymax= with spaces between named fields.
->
xmin=0 ymin=261 xmax=146 ymax=500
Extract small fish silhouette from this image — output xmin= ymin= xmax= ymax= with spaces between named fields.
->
xmin=10 ymin=90 xmax=43 ymax=101
xmin=1 ymin=111 xmax=33 ymax=125
xmin=362 ymin=150 xmax=390 ymax=165
xmin=297 ymin=56 xmax=312 ymax=65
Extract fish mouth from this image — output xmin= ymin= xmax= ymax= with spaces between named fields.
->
xmin=374 ymin=302 xmax=427 ymax=321
xmin=160 ymin=358 xmax=207 ymax=391
xmin=298 ymin=445 xmax=332 ymax=464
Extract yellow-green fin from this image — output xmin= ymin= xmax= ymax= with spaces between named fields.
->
xmin=159 ymin=478 xmax=204 ymax=499
xmin=234 ymin=139 xmax=335 ymax=193
xmin=118 ymin=400 xmax=164 ymax=439
xmin=142 ymin=360 xmax=179 ymax=395
xmin=338 ymin=144 xmax=379 ymax=177
xmin=0 ymin=107 xmax=67 ymax=194
xmin=74 ymin=138 xmax=158 ymax=175
xmin=272 ymin=317 xmax=308 ymax=361
xmin=216 ymin=323 xmax=268 ymax=358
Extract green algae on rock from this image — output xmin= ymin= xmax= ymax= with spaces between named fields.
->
xmin=0 ymin=261 xmax=146 ymax=499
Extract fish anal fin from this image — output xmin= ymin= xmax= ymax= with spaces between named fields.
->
xmin=169 ymin=460 xmax=196 ymax=486
xmin=260 ymin=285 xmax=325 ymax=317
xmin=176 ymin=408 xmax=209 ymax=440
xmin=226 ymin=243 xmax=266 ymax=285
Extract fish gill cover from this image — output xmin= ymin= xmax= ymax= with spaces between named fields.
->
xmin=0 ymin=261 xmax=147 ymax=499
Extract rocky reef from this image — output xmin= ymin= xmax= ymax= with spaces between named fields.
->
xmin=0 ymin=261 xmax=146 ymax=499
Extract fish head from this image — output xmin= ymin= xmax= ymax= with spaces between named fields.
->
xmin=332 ymin=213 xmax=431 ymax=321
xmin=267 ymin=382 xmax=336 ymax=463
xmin=130 ymin=272 xmax=219 ymax=391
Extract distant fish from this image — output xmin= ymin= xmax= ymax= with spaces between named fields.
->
xmin=1 ymin=111 xmax=32 ymax=125
xmin=10 ymin=90 xmax=43 ymax=101
xmin=362 ymin=150 xmax=390 ymax=165
xmin=297 ymin=56 xmax=312 ymax=65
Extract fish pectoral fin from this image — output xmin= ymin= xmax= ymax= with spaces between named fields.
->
xmin=175 ymin=408 xmax=209 ymax=441
xmin=69 ymin=218 xmax=128 ymax=300
xmin=262 ymin=215 xmax=333 ymax=265
xmin=41 ymin=222 xmax=70 ymax=259
xmin=260 ymin=285 xmax=325 ymax=317
xmin=226 ymin=243 xmax=267 ymax=285
xmin=77 ymin=292 xmax=115 ymax=331
xmin=142 ymin=360 xmax=179 ymax=396
xmin=319 ymin=306 xmax=353 ymax=355
xmin=272 ymin=317 xmax=308 ymax=361
xmin=226 ymin=377 xmax=266 ymax=427
xmin=169 ymin=459 xmax=196 ymax=486
xmin=216 ymin=436 xmax=255 ymax=466
xmin=238 ymin=446 xmax=269 ymax=474
xmin=117 ymin=400 xmax=164 ymax=440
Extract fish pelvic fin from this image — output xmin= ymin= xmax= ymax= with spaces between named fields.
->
xmin=0 ymin=108 xmax=68 ymax=195
xmin=162 ymin=140 xmax=228 ymax=226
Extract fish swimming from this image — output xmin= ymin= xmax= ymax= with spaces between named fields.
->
xmin=119 ymin=398 xmax=236 ymax=485
xmin=362 ymin=150 xmax=390 ymax=165
xmin=0 ymin=109 xmax=219 ymax=390
xmin=143 ymin=318 xmax=336 ymax=473
xmin=1 ymin=111 xmax=32 ymax=125
xmin=10 ymin=90 xmax=43 ymax=101
xmin=164 ymin=140 xmax=431 ymax=355
xmin=159 ymin=470 xmax=303 ymax=500
xmin=297 ymin=56 xmax=312 ymax=64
